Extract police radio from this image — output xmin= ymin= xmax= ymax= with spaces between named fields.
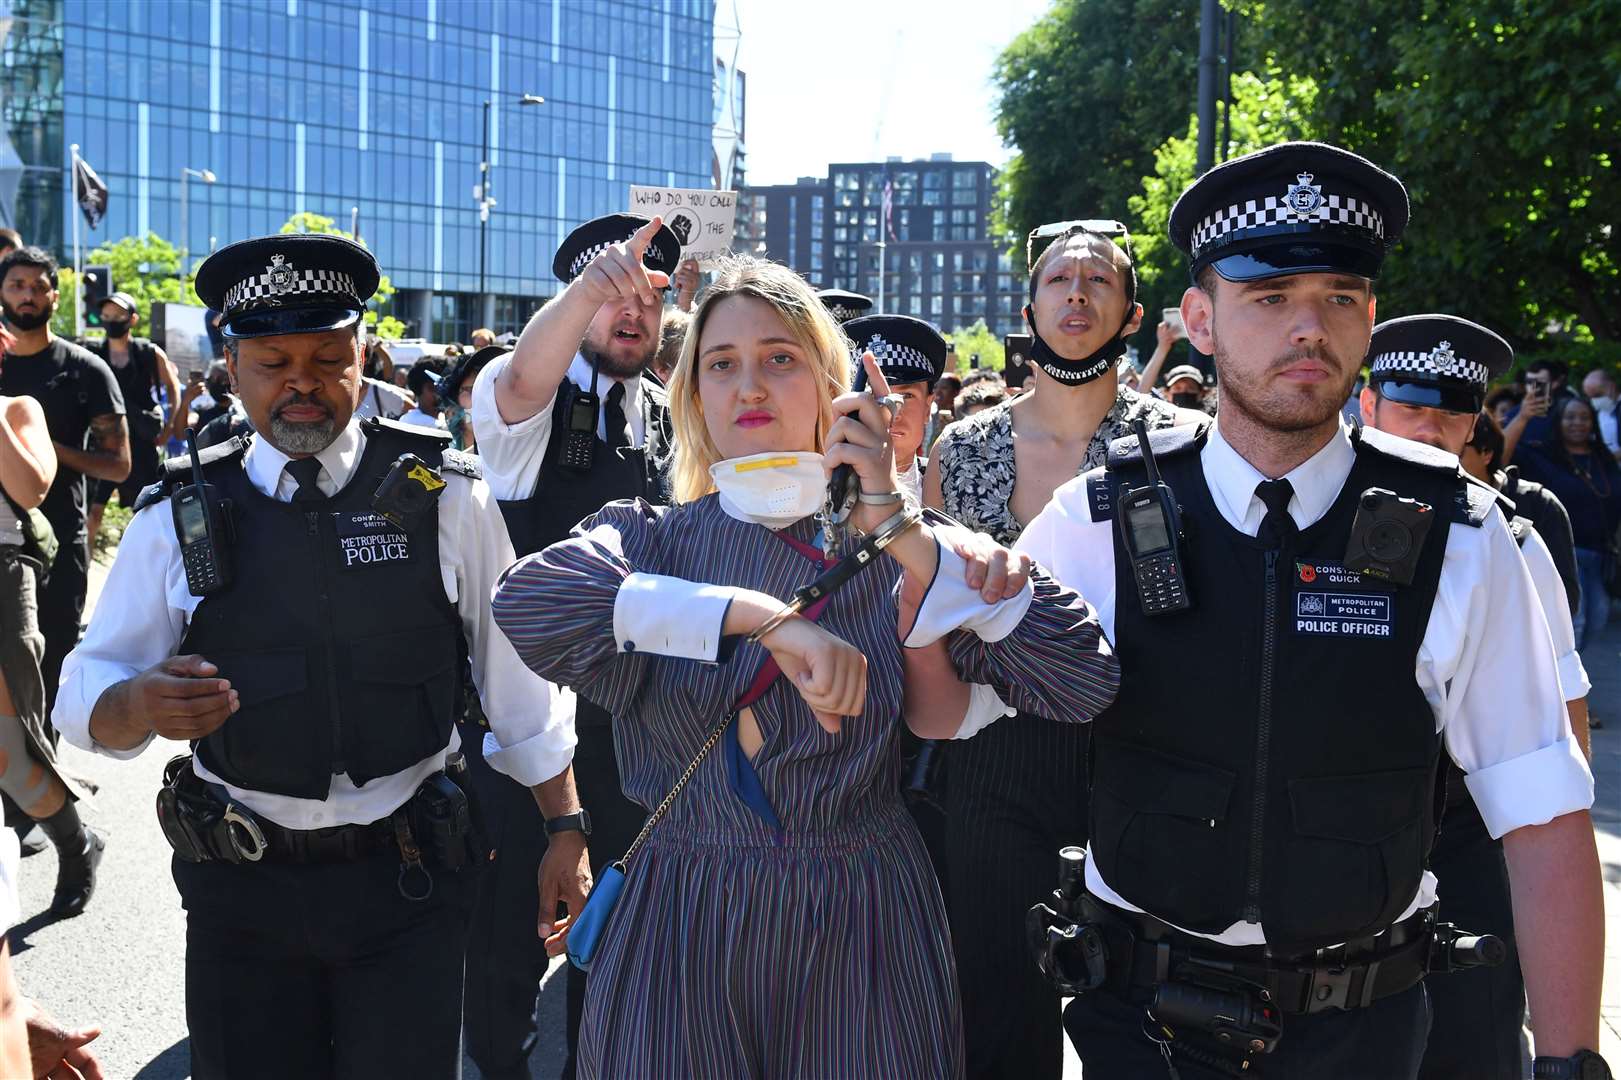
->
xmin=1117 ymin=418 xmax=1192 ymax=615
xmin=173 ymin=429 xmax=233 ymax=596
xmin=560 ymin=386 xmax=600 ymax=471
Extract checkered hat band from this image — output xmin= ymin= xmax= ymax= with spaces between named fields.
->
xmin=858 ymin=337 xmax=932 ymax=376
xmin=225 ymin=268 xmax=358 ymax=312
xmin=1370 ymin=350 xmax=1489 ymax=387
xmin=567 ymin=241 xmax=620 ymax=280
xmin=1191 ymin=194 xmax=1385 ymax=257
xmin=828 ymin=305 xmax=855 ymax=323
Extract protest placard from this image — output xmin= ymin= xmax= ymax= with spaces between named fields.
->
xmin=628 ymin=185 xmax=736 ymax=268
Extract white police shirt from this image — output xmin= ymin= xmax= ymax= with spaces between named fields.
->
xmin=53 ymin=419 xmax=577 ymax=832
xmin=965 ymin=418 xmax=1594 ymax=947
xmin=471 ymin=351 xmax=647 ymax=501
xmin=1518 ymin=525 xmax=1590 ymax=703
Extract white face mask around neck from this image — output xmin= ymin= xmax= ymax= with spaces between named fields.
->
xmin=709 ymin=451 xmax=828 ymax=527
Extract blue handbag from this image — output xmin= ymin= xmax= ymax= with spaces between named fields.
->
xmin=564 ymin=661 xmax=783 ymax=972
xmin=566 ymin=860 xmax=627 ymax=971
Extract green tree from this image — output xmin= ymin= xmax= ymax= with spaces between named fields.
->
xmin=1129 ymin=72 xmax=1320 ymax=303
xmin=992 ymin=0 xmax=1204 ymax=250
xmin=280 ymin=212 xmax=405 ymax=339
xmin=1232 ymin=0 xmax=1620 ymax=344
xmin=50 ymin=232 xmax=201 ymax=338
xmin=946 ymin=319 xmax=1006 ymax=372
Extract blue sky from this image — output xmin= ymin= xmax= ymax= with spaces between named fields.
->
xmin=731 ymin=0 xmax=1056 ymax=185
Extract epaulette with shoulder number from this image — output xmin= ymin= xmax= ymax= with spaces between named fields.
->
xmin=131 ymin=435 xmax=250 ymax=512
xmin=1351 ymin=424 xmax=1459 ymax=474
xmin=1083 ymin=466 xmax=1117 ymax=523
xmin=1507 ymin=515 xmax=1533 ymax=547
xmin=1104 ymin=421 xmax=1209 ymax=470
xmin=1453 ymin=475 xmax=1511 ymax=529
xmin=362 ymin=415 xmax=452 ymax=446
xmin=440 ymin=447 xmax=481 ymax=479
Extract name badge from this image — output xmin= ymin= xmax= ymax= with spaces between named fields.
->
xmin=333 ymin=510 xmax=412 ymax=570
xmin=1292 ymin=561 xmax=1395 ymax=638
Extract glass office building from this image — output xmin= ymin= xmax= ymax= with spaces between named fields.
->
xmin=1 ymin=0 xmax=715 ymax=340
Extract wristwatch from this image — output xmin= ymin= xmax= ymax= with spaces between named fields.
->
xmin=1534 ymin=1050 xmax=1612 ymax=1080
xmin=544 ymin=810 xmax=593 ymax=838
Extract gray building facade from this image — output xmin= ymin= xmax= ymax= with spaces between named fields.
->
xmin=741 ymin=155 xmax=1025 ymax=338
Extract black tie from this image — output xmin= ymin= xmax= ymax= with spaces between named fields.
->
xmin=285 ymin=457 xmax=325 ymax=504
xmin=604 ymin=381 xmax=631 ymax=450
xmin=1255 ymin=478 xmax=1297 ymax=547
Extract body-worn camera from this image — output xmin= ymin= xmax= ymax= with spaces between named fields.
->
xmin=372 ymin=452 xmax=447 ymax=529
xmin=1344 ymin=487 xmax=1434 ymax=585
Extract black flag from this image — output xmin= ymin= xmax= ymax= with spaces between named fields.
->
xmin=73 ymin=155 xmax=108 ymax=229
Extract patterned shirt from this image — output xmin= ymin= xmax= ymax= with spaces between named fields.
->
xmin=933 ymin=387 xmax=1184 ymax=545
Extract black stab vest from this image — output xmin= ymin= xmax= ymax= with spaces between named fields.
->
xmin=1087 ymin=424 xmax=1474 ymax=952
xmin=497 ymin=376 xmax=671 ymax=728
xmin=172 ymin=422 xmax=464 ymax=800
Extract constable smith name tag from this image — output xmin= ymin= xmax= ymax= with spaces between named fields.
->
xmin=333 ymin=510 xmax=411 ymax=569
xmin=1293 ymin=561 xmax=1394 ymax=638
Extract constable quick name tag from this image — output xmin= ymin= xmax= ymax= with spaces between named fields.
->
xmin=334 ymin=511 xmax=411 ymax=569
xmin=1293 ymin=561 xmax=1393 ymax=638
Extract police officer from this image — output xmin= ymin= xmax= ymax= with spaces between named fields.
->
xmin=843 ymin=314 xmax=946 ymax=504
xmin=956 ymin=143 xmax=1605 ymax=1078
xmin=52 ymin=234 xmax=586 ymax=1080
xmin=1357 ymin=314 xmax=1592 ymax=1079
xmin=468 ymin=212 xmax=679 ymax=1079
xmin=816 ymin=287 xmax=873 ymax=325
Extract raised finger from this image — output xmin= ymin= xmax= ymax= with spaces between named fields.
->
xmin=628 ymin=214 xmax=664 ymax=258
xmin=861 ymin=352 xmax=893 ymax=400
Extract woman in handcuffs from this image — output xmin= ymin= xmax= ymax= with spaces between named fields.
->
xmin=492 ymin=251 xmax=1119 ymax=1078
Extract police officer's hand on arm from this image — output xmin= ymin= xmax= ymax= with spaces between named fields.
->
xmin=495 ymin=215 xmax=671 ymax=425
xmin=87 ymin=655 xmax=239 ymax=750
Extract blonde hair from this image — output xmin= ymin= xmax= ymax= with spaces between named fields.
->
xmin=666 ymin=255 xmax=853 ymax=503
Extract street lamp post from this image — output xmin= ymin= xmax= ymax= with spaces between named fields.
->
xmin=478 ymin=93 xmax=544 ymax=329
xmin=180 ymin=167 xmax=217 ymax=278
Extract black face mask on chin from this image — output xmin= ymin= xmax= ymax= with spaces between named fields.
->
xmin=1 ymin=300 xmax=52 ymax=332
xmin=1022 ymin=302 xmax=1133 ymax=387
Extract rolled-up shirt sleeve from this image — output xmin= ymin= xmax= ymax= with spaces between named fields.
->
xmin=1430 ymin=511 xmax=1594 ymax=839
xmin=53 ymin=504 xmax=190 ymax=758
xmin=1520 ymin=528 xmax=1590 ymax=701
xmin=613 ymin=573 xmax=734 ymax=661
xmin=469 ymin=353 xmax=557 ymax=501
xmin=442 ymin=473 xmax=576 ymax=787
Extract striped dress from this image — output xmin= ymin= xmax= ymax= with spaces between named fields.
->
xmin=493 ymin=495 xmax=1118 ymax=1079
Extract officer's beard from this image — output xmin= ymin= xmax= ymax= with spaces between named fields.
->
xmin=1213 ymin=339 xmax=1357 ymax=435
xmin=581 ymin=322 xmax=656 ymax=382
xmin=1 ymin=298 xmax=53 ymax=332
xmin=268 ymin=392 xmax=338 ymax=455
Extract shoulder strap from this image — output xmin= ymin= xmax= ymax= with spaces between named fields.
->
xmin=1352 ymin=424 xmax=1461 ymax=475
xmin=1453 ymin=474 xmax=1511 ymax=529
xmin=1508 ymin=515 xmax=1534 ymax=547
xmin=440 ymin=447 xmax=481 ymax=479
xmin=1104 ymin=419 xmax=1208 ymax=471
xmin=133 ymin=435 xmax=250 ymax=513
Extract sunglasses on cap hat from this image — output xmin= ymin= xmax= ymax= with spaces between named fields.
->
xmin=1026 ymin=219 xmax=1132 ymax=272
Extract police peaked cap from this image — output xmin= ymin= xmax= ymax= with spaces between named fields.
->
xmin=1367 ymin=314 xmax=1512 ymax=414
xmin=816 ymin=288 xmax=873 ymax=325
xmin=552 ymin=213 xmax=682 ymax=283
xmin=1169 ymin=141 xmax=1409 ymax=283
xmin=195 ymin=233 xmax=380 ymax=340
xmin=844 ymin=314 xmax=948 ymax=389
xmin=439 ymin=344 xmax=509 ymax=402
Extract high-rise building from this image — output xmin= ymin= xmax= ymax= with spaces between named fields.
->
xmin=741 ymin=155 xmax=1026 ymax=337
xmin=0 ymin=0 xmax=716 ymax=341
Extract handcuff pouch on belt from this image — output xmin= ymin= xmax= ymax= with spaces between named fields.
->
xmin=156 ymin=753 xmax=485 ymax=890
